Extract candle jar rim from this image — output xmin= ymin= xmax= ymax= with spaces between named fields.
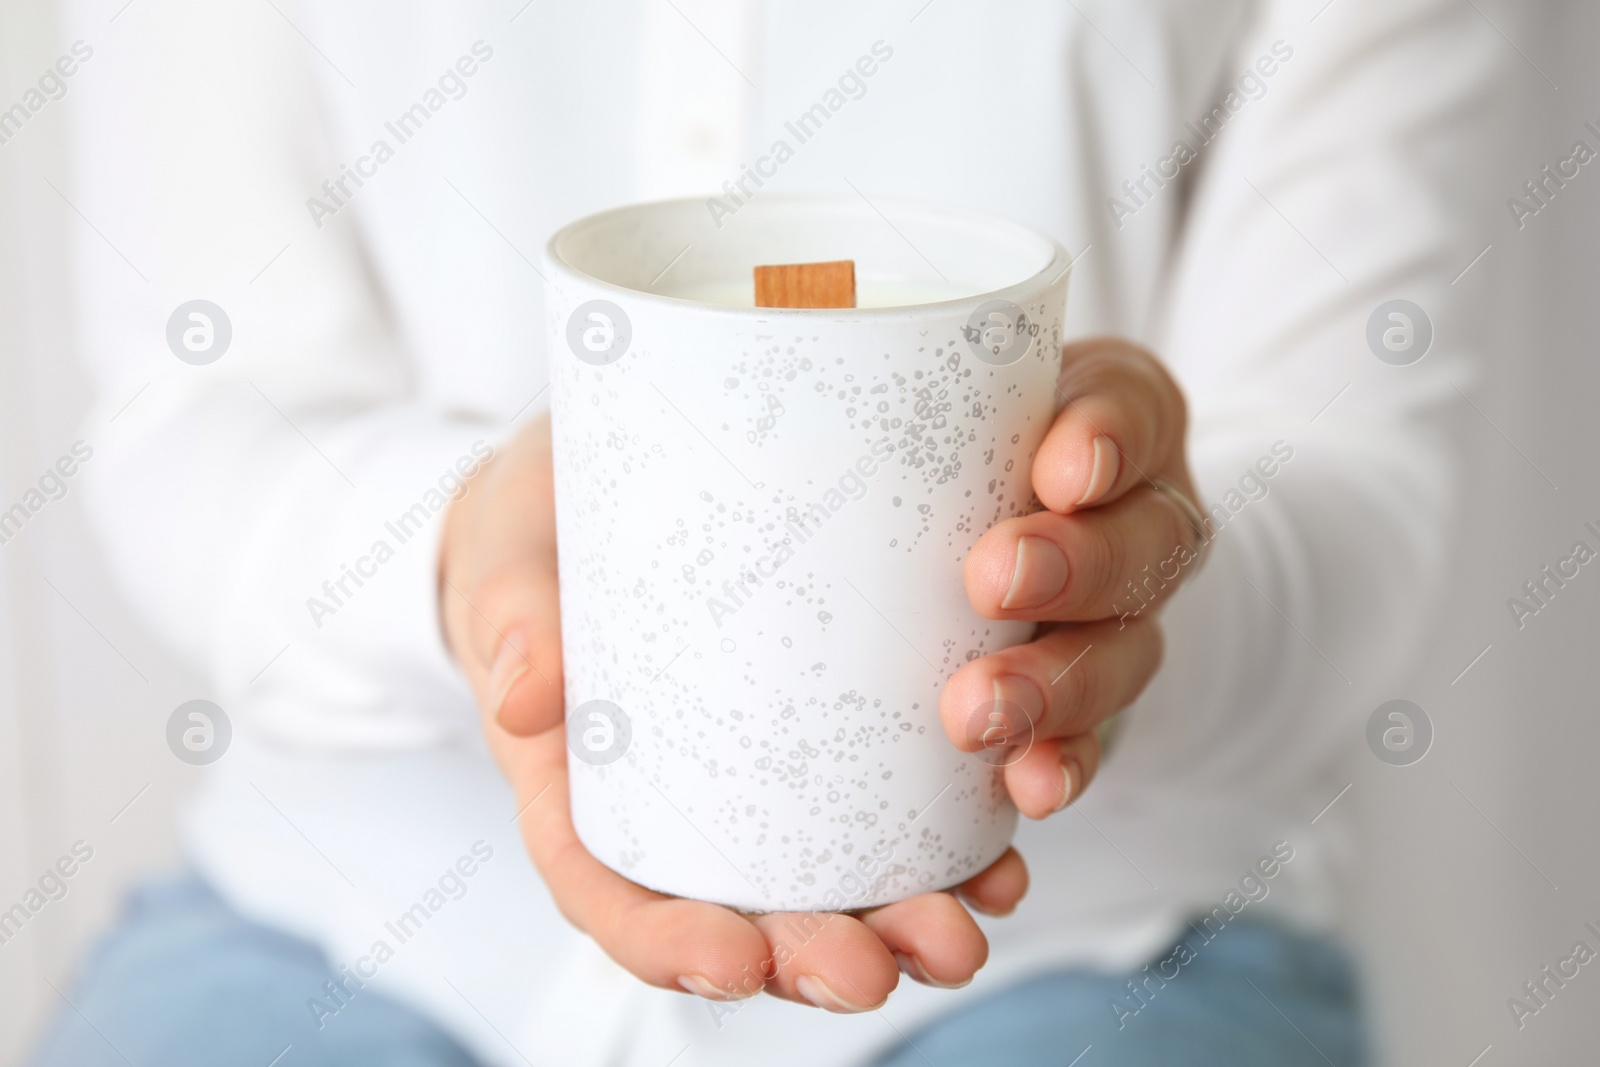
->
xmin=545 ymin=193 xmax=1070 ymax=316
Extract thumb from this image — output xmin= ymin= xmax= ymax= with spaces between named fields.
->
xmin=447 ymin=559 xmax=565 ymax=737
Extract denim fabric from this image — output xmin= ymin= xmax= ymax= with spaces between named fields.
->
xmin=29 ymin=875 xmax=480 ymax=1067
xmin=872 ymin=916 xmax=1367 ymax=1067
xmin=30 ymin=874 xmax=1365 ymax=1067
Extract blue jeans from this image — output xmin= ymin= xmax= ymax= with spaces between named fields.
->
xmin=870 ymin=920 xmax=1368 ymax=1067
xmin=30 ymin=875 xmax=1367 ymax=1066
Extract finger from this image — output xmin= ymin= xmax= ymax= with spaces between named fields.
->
xmin=954 ymin=847 xmax=1029 ymax=918
xmin=963 ymin=487 xmax=1199 ymax=620
xmin=1005 ymin=731 xmax=1102 ymax=820
xmin=439 ymin=416 xmax=564 ymax=737
xmin=749 ymin=910 xmax=899 ymax=1012
xmin=446 ymin=560 xmax=565 ymax=737
xmin=512 ymin=732 xmax=772 ymax=999
xmin=941 ymin=618 xmax=1162 ymax=748
xmin=858 ymin=893 xmax=988 ymax=989
xmin=1034 ymin=339 xmax=1188 ymax=513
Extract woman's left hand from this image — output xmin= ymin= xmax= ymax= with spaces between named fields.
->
xmin=943 ymin=338 xmax=1201 ymax=817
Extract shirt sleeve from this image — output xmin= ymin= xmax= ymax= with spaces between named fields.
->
xmin=64 ymin=0 xmax=501 ymax=749
xmin=1105 ymin=0 xmax=1509 ymax=795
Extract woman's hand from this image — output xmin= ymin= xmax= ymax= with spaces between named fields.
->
xmin=439 ymin=415 xmax=1025 ymax=1012
xmin=943 ymin=338 xmax=1199 ymax=816
xmin=438 ymin=337 xmax=1193 ymax=1009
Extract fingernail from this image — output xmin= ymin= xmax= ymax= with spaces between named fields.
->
xmin=992 ymin=674 xmax=1045 ymax=729
xmin=487 ymin=629 xmax=531 ymax=721
xmin=1001 ymin=536 xmax=1069 ymax=610
xmin=677 ymin=974 xmax=752 ymax=1001
xmin=795 ymin=975 xmax=876 ymax=1014
xmin=1054 ymin=758 xmax=1080 ymax=813
xmin=1077 ymin=436 xmax=1120 ymax=506
xmin=894 ymin=951 xmax=971 ymax=990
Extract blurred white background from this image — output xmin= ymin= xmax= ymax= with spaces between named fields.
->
xmin=2 ymin=1 xmax=1598 ymax=1064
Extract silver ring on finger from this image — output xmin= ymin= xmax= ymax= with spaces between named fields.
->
xmin=1148 ymin=477 xmax=1211 ymax=574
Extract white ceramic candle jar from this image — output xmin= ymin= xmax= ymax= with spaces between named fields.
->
xmin=546 ymin=195 xmax=1069 ymax=912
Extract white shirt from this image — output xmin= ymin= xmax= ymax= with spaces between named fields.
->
xmin=64 ymin=1 xmax=1505 ymax=1063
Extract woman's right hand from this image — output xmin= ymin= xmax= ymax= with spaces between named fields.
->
xmin=437 ymin=413 xmax=1026 ymax=1011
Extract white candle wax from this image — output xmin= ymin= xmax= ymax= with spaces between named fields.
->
xmin=661 ymin=277 xmax=980 ymax=308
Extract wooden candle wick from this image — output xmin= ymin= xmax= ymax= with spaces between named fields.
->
xmin=754 ymin=260 xmax=856 ymax=309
